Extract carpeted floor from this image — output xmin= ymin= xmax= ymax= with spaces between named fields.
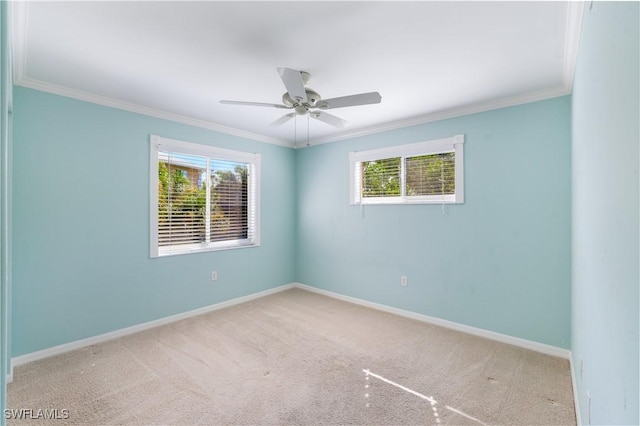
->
xmin=7 ymin=288 xmax=576 ymax=425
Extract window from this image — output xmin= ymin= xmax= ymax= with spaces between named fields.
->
xmin=349 ymin=134 xmax=464 ymax=205
xmin=150 ymin=135 xmax=261 ymax=257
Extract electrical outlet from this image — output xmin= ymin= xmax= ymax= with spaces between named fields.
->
xmin=211 ymin=271 xmax=218 ymax=281
xmin=401 ymin=276 xmax=408 ymax=287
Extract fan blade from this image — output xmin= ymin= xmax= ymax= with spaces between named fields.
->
xmin=311 ymin=111 xmax=346 ymax=128
xmin=316 ymin=92 xmax=381 ymax=110
xmin=220 ymin=100 xmax=290 ymax=109
xmin=277 ymin=67 xmax=308 ymax=104
xmin=270 ymin=113 xmax=296 ymax=127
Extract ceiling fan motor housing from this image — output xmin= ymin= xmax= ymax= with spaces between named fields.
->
xmin=282 ymin=88 xmax=321 ymax=112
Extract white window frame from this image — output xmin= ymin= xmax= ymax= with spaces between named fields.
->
xmin=150 ymin=135 xmax=261 ymax=258
xmin=349 ymin=134 xmax=464 ymax=205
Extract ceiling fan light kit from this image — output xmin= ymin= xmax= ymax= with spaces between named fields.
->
xmin=220 ymin=67 xmax=382 ymax=133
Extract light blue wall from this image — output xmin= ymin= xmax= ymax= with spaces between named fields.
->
xmin=571 ymin=2 xmax=639 ymax=425
xmin=11 ymin=87 xmax=296 ymax=356
xmin=296 ymin=97 xmax=572 ymax=348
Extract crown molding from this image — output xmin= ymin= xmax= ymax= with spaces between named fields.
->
xmin=306 ymin=85 xmax=571 ymax=147
xmin=9 ymin=1 xmax=27 ymax=91
xmin=9 ymin=0 xmax=294 ymax=147
xmin=10 ymin=0 xmax=583 ymax=150
xmin=15 ymin=77 xmax=293 ymax=148
xmin=13 ymin=72 xmax=570 ymax=151
xmin=8 ymin=1 xmax=294 ymax=148
xmin=562 ymin=1 xmax=586 ymax=91
xmin=302 ymin=2 xmax=584 ymax=147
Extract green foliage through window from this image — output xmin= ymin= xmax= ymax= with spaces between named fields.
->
xmin=360 ymin=152 xmax=455 ymax=199
xmin=362 ymin=157 xmax=401 ymax=197
xmin=406 ymin=152 xmax=455 ymax=196
xmin=158 ymin=153 xmax=249 ymax=248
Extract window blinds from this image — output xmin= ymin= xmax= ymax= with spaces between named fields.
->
xmin=349 ymin=134 xmax=464 ymax=205
xmin=405 ymin=152 xmax=455 ymax=196
xmin=358 ymin=153 xmax=454 ymax=201
xmin=361 ymin=157 xmax=401 ymax=197
xmin=158 ymin=151 xmax=254 ymax=254
xmin=158 ymin=152 xmax=207 ymax=248
xmin=208 ymin=159 xmax=249 ymax=242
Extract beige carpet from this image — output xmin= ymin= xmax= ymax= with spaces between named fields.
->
xmin=7 ymin=288 xmax=576 ymax=425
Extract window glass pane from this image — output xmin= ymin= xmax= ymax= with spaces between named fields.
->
xmin=406 ymin=152 xmax=455 ymax=196
xmin=361 ymin=157 xmax=401 ymax=198
xmin=152 ymin=136 xmax=261 ymax=257
xmin=210 ymin=160 xmax=249 ymax=242
xmin=158 ymin=152 xmax=207 ymax=247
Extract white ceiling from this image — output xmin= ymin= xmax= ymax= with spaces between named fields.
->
xmin=11 ymin=1 xmax=583 ymax=147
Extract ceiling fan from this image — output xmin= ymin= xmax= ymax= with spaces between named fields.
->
xmin=220 ymin=67 xmax=382 ymax=128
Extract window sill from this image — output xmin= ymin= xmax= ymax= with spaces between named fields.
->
xmin=153 ymin=239 xmax=259 ymax=258
xmin=352 ymin=196 xmax=462 ymax=205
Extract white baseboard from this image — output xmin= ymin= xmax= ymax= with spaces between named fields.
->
xmin=11 ymin=283 xmax=295 ymax=368
xmin=10 ymin=279 xmax=579 ymax=426
xmin=296 ymin=282 xmax=580 ymax=423
xmin=293 ymin=283 xmax=572 ymax=360
xmin=569 ymin=355 xmax=582 ymax=425
xmin=4 ymin=357 xmax=14 ymax=383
